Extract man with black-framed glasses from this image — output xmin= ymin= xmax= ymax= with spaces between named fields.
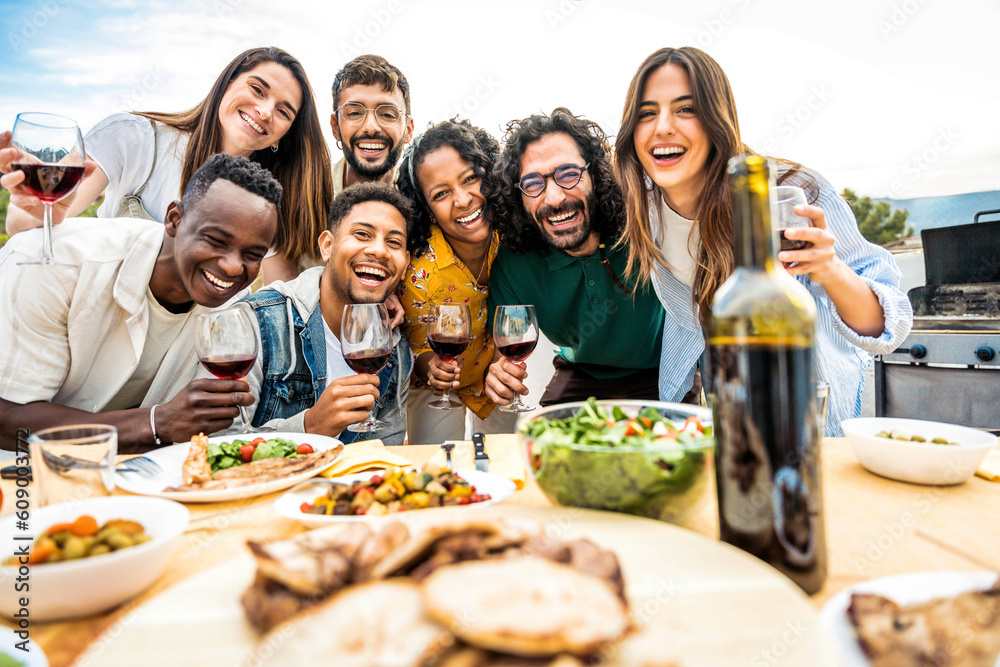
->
xmin=483 ymin=108 xmax=669 ymax=408
xmin=330 ymin=54 xmax=414 ymax=194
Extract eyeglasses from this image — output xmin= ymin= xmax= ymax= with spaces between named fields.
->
xmin=517 ymin=162 xmax=590 ymax=197
xmin=336 ymin=102 xmax=406 ymax=127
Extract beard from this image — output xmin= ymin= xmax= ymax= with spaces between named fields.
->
xmin=532 ymin=193 xmax=596 ymax=253
xmin=342 ymin=131 xmax=404 ymax=181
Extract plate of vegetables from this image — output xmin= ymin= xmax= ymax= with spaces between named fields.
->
xmin=274 ymin=464 xmax=516 ymax=525
xmin=518 ymin=398 xmax=716 ymax=524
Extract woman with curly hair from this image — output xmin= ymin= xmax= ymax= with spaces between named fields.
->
xmin=395 ymin=118 xmax=517 ymax=443
xmin=2 ymin=46 xmax=333 ymax=283
xmin=613 ymin=47 xmax=912 ymax=435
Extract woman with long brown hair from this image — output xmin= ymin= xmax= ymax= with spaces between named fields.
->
xmin=3 ymin=46 xmax=332 ymax=282
xmin=614 ymin=46 xmax=912 ymax=436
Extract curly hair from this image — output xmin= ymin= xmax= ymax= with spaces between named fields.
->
xmin=395 ymin=118 xmax=500 ymax=256
xmin=182 ymin=153 xmax=282 ymax=211
xmin=332 ymin=54 xmax=411 ymax=115
xmin=328 ymin=182 xmax=414 ymax=242
xmin=484 ymin=107 xmax=625 ymax=256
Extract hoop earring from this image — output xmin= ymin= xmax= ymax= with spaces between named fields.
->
xmin=271 ymin=143 xmax=279 ymax=153
xmin=335 ymin=140 xmax=343 ymax=151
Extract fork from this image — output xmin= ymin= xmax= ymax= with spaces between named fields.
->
xmin=116 ymin=456 xmax=164 ymax=477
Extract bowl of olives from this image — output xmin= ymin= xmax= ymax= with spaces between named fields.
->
xmin=0 ymin=496 xmax=189 ymax=620
xmin=841 ymin=417 xmax=997 ymax=485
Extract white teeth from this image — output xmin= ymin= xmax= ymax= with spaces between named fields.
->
xmin=355 ymin=266 xmax=388 ymax=279
xmin=203 ymin=270 xmax=235 ymax=290
xmin=653 ymin=146 xmax=685 ymax=157
xmin=456 ymin=207 xmax=482 ymax=224
xmin=239 ymin=111 xmax=265 ymax=134
xmin=547 ymin=211 xmax=576 ymax=224
xmin=357 ymin=142 xmax=386 ymax=151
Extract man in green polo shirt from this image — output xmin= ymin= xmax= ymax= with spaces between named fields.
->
xmin=484 ymin=107 xmax=665 ymax=407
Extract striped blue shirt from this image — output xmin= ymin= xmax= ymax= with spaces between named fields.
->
xmin=647 ymin=170 xmax=913 ymax=436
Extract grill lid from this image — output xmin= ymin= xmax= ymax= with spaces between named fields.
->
xmin=921 ymin=212 xmax=1000 ymax=286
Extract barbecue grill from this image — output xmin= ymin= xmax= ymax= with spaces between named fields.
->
xmin=874 ymin=209 xmax=1000 ymax=432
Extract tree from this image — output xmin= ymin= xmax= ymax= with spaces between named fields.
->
xmin=0 ymin=189 xmax=103 ymax=248
xmin=842 ymin=188 xmax=914 ymax=246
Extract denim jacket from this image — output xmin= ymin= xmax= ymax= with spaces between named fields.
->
xmin=241 ymin=267 xmax=411 ymax=445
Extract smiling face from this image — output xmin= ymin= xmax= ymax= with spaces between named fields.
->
xmin=330 ymin=83 xmax=413 ymax=181
xmin=519 ymin=132 xmax=597 ymax=256
xmin=633 ymin=63 xmax=710 ymax=215
xmin=218 ymin=62 xmax=303 ymax=157
xmin=157 ymin=179 xmax=276 ymax=310
xmin=417 ymin=145 xmax=490 ymax=249
xmin=319 ymin=201 xmax=409 ymax=313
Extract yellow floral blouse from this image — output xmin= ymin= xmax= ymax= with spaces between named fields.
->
xmin=399 ymin=224 xmax=500 ymax=419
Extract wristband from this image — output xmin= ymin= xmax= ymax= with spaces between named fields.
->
xmin=149 ymin=404 xmax=163 ymax=447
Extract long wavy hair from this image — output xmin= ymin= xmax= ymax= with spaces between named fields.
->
xmin=395 ymin=118 xmax=499 ymax=257
xmin=136 ymin=46 xmax=333 ymax=266
xmin=614 ymin=47 xmax=816 ymax=323
xmin=485 ymin=107 xmax=625 ymax=255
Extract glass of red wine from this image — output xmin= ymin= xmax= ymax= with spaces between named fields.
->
xmin=774 ymin=185 xmax=812 ymax=255
xmin=342 ymin=303 xmax=393 ymax=434
xmin=493 ymin=305 xmax=539 ymax=413
xmin=426 ymin=303 xmax=472 ymax=410
xmin=10 ymin=112 xmax=86 ymax=267
xmin=195 ymin=304 xmax=260 ymax=434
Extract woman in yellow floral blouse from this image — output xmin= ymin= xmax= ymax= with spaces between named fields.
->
xmin=396 ymin=119 xmax=518 ymax=443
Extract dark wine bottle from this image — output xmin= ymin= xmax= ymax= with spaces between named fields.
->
xmin=707 ymin=154 xmax=827 ymax=594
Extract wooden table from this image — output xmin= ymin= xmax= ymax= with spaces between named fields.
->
xmin=3 ymin=437 xmax=998 ymax=666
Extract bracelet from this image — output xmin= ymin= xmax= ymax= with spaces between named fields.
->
xmin=149 ymin=405 xmax=163 ymax=447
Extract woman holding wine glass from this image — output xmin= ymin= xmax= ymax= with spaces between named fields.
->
xmin=396 ymin=119 xmax=519 ymax=443
xmin=613 ymin=46 xmax=912 ymax=435
xmin=0 ymin=46 xmax=333 ymax=284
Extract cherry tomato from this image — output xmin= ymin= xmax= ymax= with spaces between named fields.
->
xmin=296 ymin=443 xmax=314 ymax=455
xmin=369 ymin=475 xmax=383 ymax=486
xmin=240 ymin=444 xmax=255 ymax=462
xmin=299 ymin=502 xmax=313 ymax=513
xmin=458 ymin=497 xmax=472 ymax=505
xmin=250 ymin=437 xmax=267 ymax=446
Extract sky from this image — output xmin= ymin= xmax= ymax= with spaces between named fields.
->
xmin=1 ymin=0 xmax=998 ymax=200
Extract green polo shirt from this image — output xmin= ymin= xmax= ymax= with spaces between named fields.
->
xmin=487 ymin=240 xmax=664 ymax=379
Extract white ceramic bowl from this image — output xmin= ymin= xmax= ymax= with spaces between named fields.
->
xmin=0 ymin=496 xmax=189 ymax=621
xmin=841 ymin=417 xmax=997 ymax=485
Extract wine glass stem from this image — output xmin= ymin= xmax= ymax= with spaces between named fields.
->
xmin=238 ymin=405 xmax=253 ymax=433
xmin=41 ymin=202 xmax=55 ymax=262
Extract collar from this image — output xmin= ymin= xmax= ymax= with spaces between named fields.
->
xmin=426 ymin=224 xmax=499 ymax=277
xmin=114 ymin=224 xmax=170 ymax=316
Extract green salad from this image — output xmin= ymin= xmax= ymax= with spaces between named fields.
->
xmin=522 ymin=398 xmax=715 ymax=522
xmin=207 ymin=437 xmax=313 ymax=473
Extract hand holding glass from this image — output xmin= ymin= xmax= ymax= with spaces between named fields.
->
xmin=342 ymin=303 xmax=393 ymax=433
xmin=774 ymin=186 xmax=812 ymax=253
xmin=11 ymin=112 xmax=86 ymax=266
xmin=195 ymin=305 xmax=258 ymax=434
xmin=426 ymin=303 xmax=472 ymax=410
xmin=493 ymin=305 xmax=539 ymax=413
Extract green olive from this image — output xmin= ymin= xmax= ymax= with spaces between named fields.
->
xmin=88 ymin=543 xmax=112 ymax=557
xmin=911 ymin=435 xmax=927 ymax=443
xmin=876 ymin=431 xmax=891 ymax=438
xmin=63 ymin=535 xmax=88 ymax=560
xmin=105 ymin=531 xmax=135 ymax=551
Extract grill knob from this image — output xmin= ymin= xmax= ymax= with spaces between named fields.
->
xmin=976 ymin=346 xmax=995 ymax=362
xmin=909 ymin=345 xmax=927 ymax=360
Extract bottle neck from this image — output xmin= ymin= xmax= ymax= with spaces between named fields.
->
xmin=730 ymin=165 xmax=776 ymax=270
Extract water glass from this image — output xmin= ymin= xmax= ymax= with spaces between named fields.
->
xmin=29 ymin=425 xmax=117 ymax=507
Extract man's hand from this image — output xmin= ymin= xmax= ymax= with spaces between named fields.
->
xmin=384 ymin=292 xmax=405 ymax=329
xmin=484 ymin=357 xmax=528 ymax=406
xmin=425 ymin=355 xmax=462 ymax=395
xmin=155 ymin=378 xmax=255 ymax=442
xmin=303 ymin=374 xmax=380 ymax=436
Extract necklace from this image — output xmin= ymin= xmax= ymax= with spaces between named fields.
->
xmin=473 ymin=235 xmax=494 ymax=287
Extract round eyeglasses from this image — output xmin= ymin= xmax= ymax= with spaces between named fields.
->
xmin=517 ymin=162 xmax=590 ymax=197
xmin=336 ymin=102 xmax=406 ymax=127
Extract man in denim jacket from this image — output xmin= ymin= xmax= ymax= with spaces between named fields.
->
xmin=243 ymin=183 xmax=413 ymax=445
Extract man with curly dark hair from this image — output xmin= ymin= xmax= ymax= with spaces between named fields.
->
xmin=0 ymin=154 xmax=279 ymax=452
xmin=484 ymin=108 xmax=666 ymax=407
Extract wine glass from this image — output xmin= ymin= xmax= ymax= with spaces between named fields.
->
xmin=10 ymin=112 xmax=86 ymax=267
xmin=493 ymin=305 xmax=539 ymax=413
xmin=426 ymin=303 xmax=472 ymax=410
xmin=195 ymin=304 xmax=259 ymax=435
xmin=774 ymin=186 xmax=812 ymax=253
xmin=342 ymin=303 xmax=393 ymax=433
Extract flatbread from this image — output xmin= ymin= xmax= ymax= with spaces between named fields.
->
xmin=421 ymin=555 xmax=628 ymax=658
xmin=166 ymin=444 xmax=343 ymax=492
xmin=181 ymin=433 xmax=212 ymax=486
xmin=245 ymin=580 xmax=452 ymax=667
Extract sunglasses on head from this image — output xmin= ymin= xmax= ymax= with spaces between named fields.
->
xmin=517 ymin=162 xmax=590 ymax=197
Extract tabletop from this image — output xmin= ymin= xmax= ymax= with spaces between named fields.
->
xmin=3 ymin=436 xmax=997 ymax=667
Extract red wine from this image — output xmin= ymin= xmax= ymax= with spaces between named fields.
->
xmin=201 ymin=355 xmax=256 ymax=380
xmin=13 ymin=163 xmax=84 ymax=203
xmin=497 ymin=340 xmax=538 ymax=363
xmin=778 ymin=229 xmax=812 ymax=252
xmin=345 ymin=350 xmax=391 ymax=374
xmin=427 ymin=335 xmax=470 ymax=362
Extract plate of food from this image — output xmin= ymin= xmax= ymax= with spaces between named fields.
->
xmin=0 ymin=626 xmax=48 ymax=667
xmin=116 ymin=432 xmax=343 ymax=503
xmin=274 ymin=465 xmax=516 ymax=524
xmin=818 ymin=570 xmax=1000 ymax=666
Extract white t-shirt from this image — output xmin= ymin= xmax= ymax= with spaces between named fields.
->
xmin=657 ymin=196 xmax=700 ymax=286
xmin=86 ymin=113 xmax=189 ymax=222
xmin=322 ymin=318 xmax=359 ymax=388
xmin=103 ymin=288 xmax=194 ymax=411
